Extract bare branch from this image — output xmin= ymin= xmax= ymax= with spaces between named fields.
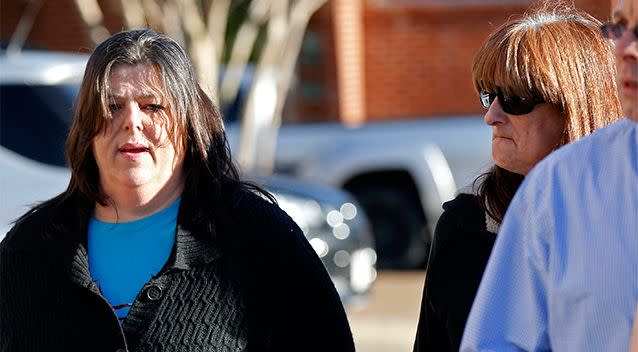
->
xmin=141 ymin=0 xmax=165 ymax=31
xmin=220 ymin=0 xmax=271 ymax=106
xmin=237 ymin=0 xmax=289 ymax=172
xmin=160 ymin=1 xmax=186 ymax=46
xmin=178 ymin=0 xmax=208 ymax=37
xmin=257 ymin=0 xmax=327 ymax=173
xmin=73 ymin=0 xmax=111 ymax=45
xmin=207 ymin=0 xmax=232 ymax=66
xmin=119 ymin=0 xmax=146 ymax=28
xmin=273 ymin=0 xmax=327 ymax=120
xmin=7 ymin=0 xmax=44 ymax=54
xmin=176 ymin=0 xmax=219 ymax=103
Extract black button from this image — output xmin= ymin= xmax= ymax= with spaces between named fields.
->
xmin=146 ymin=285 xmax=163 ymax=301
xmin=115 ymin=349 xmax=126 ymax=352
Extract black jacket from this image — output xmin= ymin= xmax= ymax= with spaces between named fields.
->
xmin=0 ymin=186 xmax=354 ymax=352
xmin=413 ymin=193 xmax=497 ymax=352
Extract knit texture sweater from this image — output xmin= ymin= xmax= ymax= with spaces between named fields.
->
xmin=0 ymin=186 xmax=354 ymax=352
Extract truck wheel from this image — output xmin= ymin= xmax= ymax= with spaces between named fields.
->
xmin=353 ymin=186 xmax=429 ymax=269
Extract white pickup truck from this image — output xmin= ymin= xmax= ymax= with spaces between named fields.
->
xmin=226 ymin=116 xmax=493 ymax=268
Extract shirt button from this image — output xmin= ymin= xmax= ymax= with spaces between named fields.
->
xmin=146 ymin=285 xmax=163 ymax=301
xmin=115 ymin=349 xmax=126 ymax=352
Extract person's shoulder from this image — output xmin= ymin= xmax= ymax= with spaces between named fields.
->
xmin=528 ymin=119 xmax=636 ymax=182
xmin=434 ymin=193 xmax=488 ymax=244
xmin=440 ymin=193 xmax=484 ymax=228
xmin=228 ymin=185 xmax=293 ymax=222
xmin=576 ymin=118 xmax=633 ymax=147
xmin=221 ymin=183 xmax=302 ymax=239
xmin=442 ymin=193 xmax=481 ymax=214
xmin=217 ymin=183 xmax=317 ymax=270
xmin=1 ymin=201 xmax=58 ymax=251
xmin=544 ymin=119 xmax=634 ymax=168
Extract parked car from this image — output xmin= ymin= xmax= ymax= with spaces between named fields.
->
xmin=222 ymin=66 xmax=493 ymax=269
xmin=0 ymin=48 xmax=376 ymax=301
xmin=221 ymin=64 xmax=492 ymax=269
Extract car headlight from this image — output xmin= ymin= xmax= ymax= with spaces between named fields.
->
xmin=350 ymin=248 xmax=377 ymax=293
xmin=275 ymin=193 xmax=377 ymax=295
xmin=274 ymin=194 xmax=325 ymax=232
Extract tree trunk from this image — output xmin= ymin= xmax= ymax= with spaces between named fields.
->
xmin=7 ymin=0 xmax=44 ymax=54
xmin=73 ymin=0 xmax=111 ymax=45
xmin=256 ymin=0 xmax=327 ymax=174
xmin=220 ymin=0 xmax=271 ymax=107
xmin=236 ymin=0 xmax=287 ymax=173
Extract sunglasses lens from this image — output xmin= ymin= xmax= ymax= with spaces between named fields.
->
xmin=601 ymin=23 xmax=616 ymax=38
xmin=600 ymin=23 xmax=636 ymax=39
xmin=480 ymin=92 xmax=494 ymax=109
xmin=480 ymin=90 xmax=542 ymax=115
xmin=500 ymin=95 xmax=538 ymax=115
xmin=601 ymin=23 xmax=616 ymax=39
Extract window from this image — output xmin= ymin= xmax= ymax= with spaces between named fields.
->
xmin=0 ymin=84 xmax=79 ymax=166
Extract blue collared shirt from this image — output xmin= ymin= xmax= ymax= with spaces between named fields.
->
xmin=461 ymin=118 xmax=638 ymax=351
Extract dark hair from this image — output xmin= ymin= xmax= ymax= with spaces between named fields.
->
xmin=472 ymin=3 xmax=623 ymax=223
xmin=23 ymin=29 xmax=273 ymax=238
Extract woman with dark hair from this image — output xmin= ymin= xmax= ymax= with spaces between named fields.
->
xmin=413 ymin=3 xmax=623 ymax=351
xmin=0 ymin=29 xmax=354 ymax=351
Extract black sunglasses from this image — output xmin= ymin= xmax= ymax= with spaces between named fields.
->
xmin=601 ymin=22 xmax=638 ymax=40
xmin=480 ymin=91 xmax=545 ymax=115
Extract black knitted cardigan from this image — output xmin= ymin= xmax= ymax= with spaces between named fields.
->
xmin=0 ymin=186 xmax=354 ymax=352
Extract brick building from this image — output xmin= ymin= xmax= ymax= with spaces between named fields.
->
xmin=294 ymin=0 xmax=612 ymax=124
xmin=1 ymin=0 xmax=612 ymax=124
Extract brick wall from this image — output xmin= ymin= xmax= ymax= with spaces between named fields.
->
xmin=364 ymin=4 xmax=526 ymax=119
xmin=1 ymin=0 xmax=123 ymax=53
xmin=360 ymin=0 xmax=611 ymax=120
xmin=288 ymin=0 xmax=611 ymax=122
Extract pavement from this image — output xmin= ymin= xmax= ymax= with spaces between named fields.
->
xmin=346 ymin=270 xmax=426 ymax=352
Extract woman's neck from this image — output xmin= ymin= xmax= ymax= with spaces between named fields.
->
xmin=94 ymin=177 xmax=184 ymax=223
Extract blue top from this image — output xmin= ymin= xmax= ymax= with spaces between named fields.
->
xmin=88 ymin=199 xmax=180 ymax=323
xmin=461 ymin=118 xmax=638 ymax=351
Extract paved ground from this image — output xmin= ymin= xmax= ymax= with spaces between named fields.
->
xmin=346 ymin=270 xmax=426 ymax=352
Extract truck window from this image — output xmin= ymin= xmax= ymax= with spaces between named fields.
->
xmin=0 ymin=84 xmax=78 ymax=167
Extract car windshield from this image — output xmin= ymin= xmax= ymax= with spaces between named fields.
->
xmin=1 ymin=84 xmax=79 ymax=167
